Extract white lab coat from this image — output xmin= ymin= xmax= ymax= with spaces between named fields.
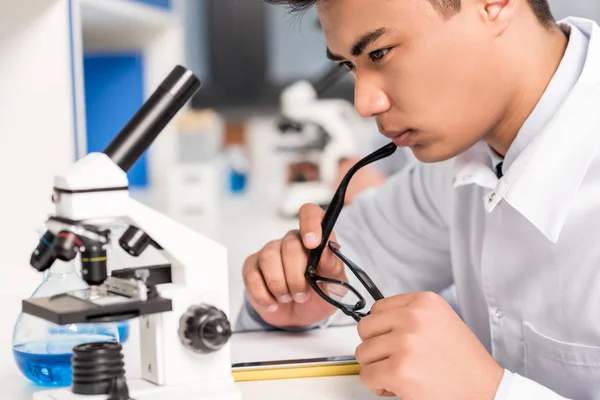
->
xmin=335 ymin=17 xmax=600 ymax=399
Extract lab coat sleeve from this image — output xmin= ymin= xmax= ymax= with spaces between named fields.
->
xmin=234 ymin=294 xmax=277 ymax=332
xmin=334 ymin=159 xmax=454 ymax=306
xmin=234 ymin=293 xmax=334 ymax=332
xmin=494 ymin=370 xmax=570 ymax=399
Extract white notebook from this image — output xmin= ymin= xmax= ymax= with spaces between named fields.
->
xmin=230 ymin=325 xmax=360 ymax=365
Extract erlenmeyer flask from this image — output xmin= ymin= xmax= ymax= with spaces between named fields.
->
xmin=12 ymin=259 xmax=119 ymax=387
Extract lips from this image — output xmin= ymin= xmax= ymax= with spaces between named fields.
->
xmin=382 ymin=129 xmax=414 ymax=146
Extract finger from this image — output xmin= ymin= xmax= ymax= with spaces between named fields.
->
xmin=357 ymin=311 xmax=395 ymax=341
xmin=299 ymin=203 xmax=326 ymax=249
xmin=359 ymin=359 xmax=396 ymax=397
xmin=242 ymin=253 xmax=279 ymax=313
xmin=281 ymin=230 xmax=311 ymax=302
xmin=370 ymin=293 xmax=418 ymax=314
xmin=315 ymin=243 xmax=344 ymax=279
xmin=355 ymin=335 xmax=394 ymax=366
xmin=257 ymin=240 xmax=292 ymax=303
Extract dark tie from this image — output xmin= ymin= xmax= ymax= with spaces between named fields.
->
xmin=496 ymin=162 xmax=504 ymax=179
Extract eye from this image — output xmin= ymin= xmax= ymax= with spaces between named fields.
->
xmin=369 ymin=48 xmax=391 ymax=62
xmin=339 ymin=61 xmax=355 ymax=71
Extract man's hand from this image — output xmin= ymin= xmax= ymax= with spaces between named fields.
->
xmin=355 ymin=292 xmax=504 ymax=399
xmin=242 ymin=203 xmax=347 ymax=328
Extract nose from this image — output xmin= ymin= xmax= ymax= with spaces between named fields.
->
xmin=354 ymin=73 xmax=390 ymax=118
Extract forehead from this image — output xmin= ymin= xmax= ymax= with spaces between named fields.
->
xmin=317 ymin=0 xmax=439 ymax=51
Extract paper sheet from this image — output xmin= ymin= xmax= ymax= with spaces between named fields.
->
xmin=230 ymin=326 xmax=361 ymax=364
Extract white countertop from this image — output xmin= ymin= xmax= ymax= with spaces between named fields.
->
xmin=1 ymin=308 xmax=376 ymax=399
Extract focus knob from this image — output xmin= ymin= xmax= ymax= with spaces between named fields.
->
xmin=178 ymin=304 xmax=232 ymax=353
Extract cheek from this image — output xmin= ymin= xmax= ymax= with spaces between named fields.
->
xmin=388 ymin=37 xmax=502 ymax=138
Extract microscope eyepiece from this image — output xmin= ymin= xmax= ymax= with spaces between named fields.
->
xmin=103 ymin=65 xmax=202 ymax=172
xmin=312 ymin=64 xmax=347 ymax=97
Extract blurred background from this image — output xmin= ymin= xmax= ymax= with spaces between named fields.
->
xmin=0 ymin=0 xmax=599 ymax=336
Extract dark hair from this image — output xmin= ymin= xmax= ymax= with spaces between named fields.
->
xmin=265 ymin=0 xmax=555 ymax=28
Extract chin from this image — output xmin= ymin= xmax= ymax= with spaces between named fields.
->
xmin=410 ymin=144 xmax=456 ymax=163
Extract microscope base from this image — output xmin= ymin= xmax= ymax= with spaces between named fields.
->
xmin=33 ymin=377 xmax=241 ymax=400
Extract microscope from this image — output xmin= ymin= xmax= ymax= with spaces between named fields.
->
xmin=277 ymin=65 xmax=370 ymax=218
xmin=22 ymin=66 xmax=241 ymax=400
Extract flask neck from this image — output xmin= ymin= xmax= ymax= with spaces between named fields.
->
xmin=47 ymin=260 xmax=77 ymax=276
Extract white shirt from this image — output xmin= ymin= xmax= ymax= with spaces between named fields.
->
xmin=490 ymin=19 xmax=589 ymax=175
xmin=335 ymin=17 xmax=600 ymax=399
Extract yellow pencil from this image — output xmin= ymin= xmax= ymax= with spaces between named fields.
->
xmin=232 ymin=362 xmax=361 ymax=382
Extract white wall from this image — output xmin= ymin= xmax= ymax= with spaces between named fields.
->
xmin=0 ymin=0 xmax=75 ymax=294
xmin=184 ymin=0 xmax=210 ymax=82
xmin=549 ymin=0 xmax=600 ymax=22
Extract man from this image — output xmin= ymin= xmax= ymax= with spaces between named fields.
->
xmin=239 ymin=0 xmax=600 ymax=398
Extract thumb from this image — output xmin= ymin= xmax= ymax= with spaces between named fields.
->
xmin=316 ymin=234 xmax=347 ymax=281
xmin=299 ymin=203 xmax=325 ymax=249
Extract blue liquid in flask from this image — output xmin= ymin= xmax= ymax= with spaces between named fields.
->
xmin=117 ymin=321 xmax=130 ymax=343
xmin=13 ymin=335 xmax=115 ymax=387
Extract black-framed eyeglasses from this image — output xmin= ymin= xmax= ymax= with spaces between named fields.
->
xmin=305 ymin=142 xmax=397 ymax=322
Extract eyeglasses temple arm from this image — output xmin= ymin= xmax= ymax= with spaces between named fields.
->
xmin=331 ymin=244 xmax=385 ymax=301
xmin=306 ymin=142 xmax=397 ymax=271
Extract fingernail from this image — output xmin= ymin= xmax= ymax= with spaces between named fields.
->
xmin=304 ymin=232 xmax=319 ymax=247
xmin=267 ymin=304 xmax=279 ymax=313
xmin=294 ymin=292 xmax=309 ymax=303
xmin=278 ymin=294 xmax=292 ymax=303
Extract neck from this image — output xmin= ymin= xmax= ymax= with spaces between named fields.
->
xmin=486 ymin=23 xmax=568 ymax=156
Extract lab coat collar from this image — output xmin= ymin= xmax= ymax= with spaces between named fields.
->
xmin=453 ymin=141 xmax=499 ymax=190
xmin=454 ymin=18 xmax=600 ymax=243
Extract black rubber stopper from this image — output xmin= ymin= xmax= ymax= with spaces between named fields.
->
xmin=71 ymin=342 xmax=133 ymax=400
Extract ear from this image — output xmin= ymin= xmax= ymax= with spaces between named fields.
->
xmin=479 ymin=0 xmax=518 ymax=34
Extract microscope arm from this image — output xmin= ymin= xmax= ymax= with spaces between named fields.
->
xmin=123 ymin=196 xmax=229 ymax=313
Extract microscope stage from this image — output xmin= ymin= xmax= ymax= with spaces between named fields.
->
xmin=22 ymin=290 xmax=172 ymax=325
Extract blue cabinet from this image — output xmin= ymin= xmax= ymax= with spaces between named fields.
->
xmin=132 ymin=0 xmax=172 ymax=10
xmin=83 ymin=53 xmax=148 ymax=188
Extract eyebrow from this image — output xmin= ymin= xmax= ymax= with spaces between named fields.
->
xmin=326 ymin=27 xmax=390 ymax=62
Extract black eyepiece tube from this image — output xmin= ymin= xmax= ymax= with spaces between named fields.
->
xmin=312 ymin=64 xmax=347 ymax=97
xmin=103 ymin=65 xmax=202 ymax=172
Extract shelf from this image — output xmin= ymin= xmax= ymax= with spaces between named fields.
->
xmin=78 ymin=0 xmax=176 ymax=50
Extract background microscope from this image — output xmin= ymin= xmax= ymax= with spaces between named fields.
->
xmin=276 ymin=65 xmax=375 ymax=217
